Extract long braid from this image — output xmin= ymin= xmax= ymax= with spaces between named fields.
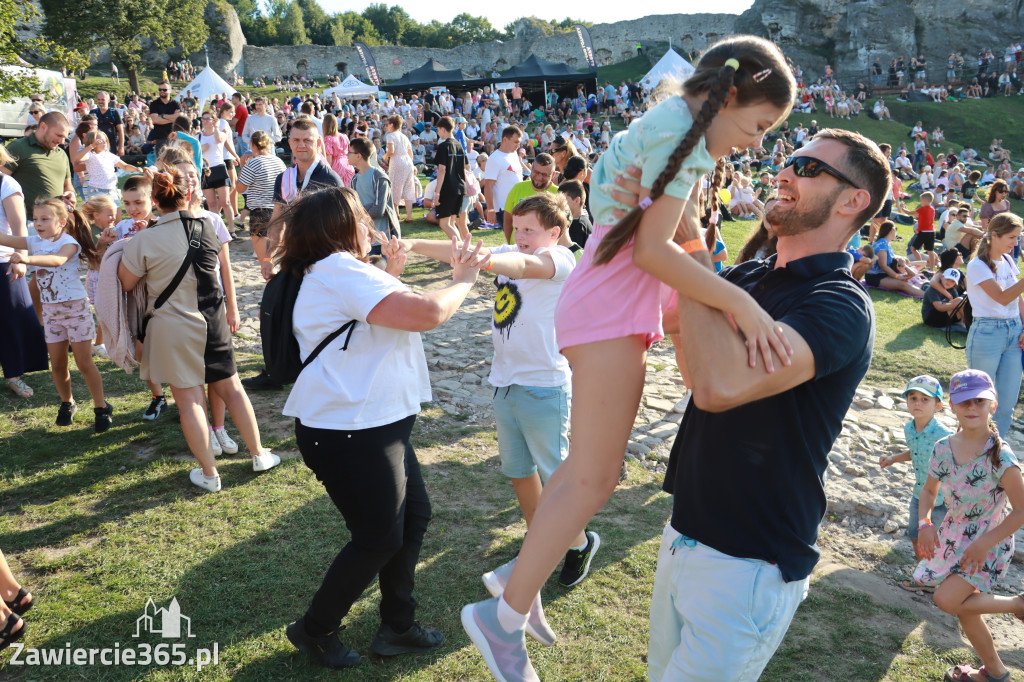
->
xmin=703 ymin=158 xmax=728 ymax=251
xmin=985 ymin=416 xmax=1003 ymax=468
xmin=593 ymin=64 xmax=738 ymax=265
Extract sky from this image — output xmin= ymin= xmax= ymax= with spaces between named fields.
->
xmin=317 ymin=2 xmax=757 ymax=30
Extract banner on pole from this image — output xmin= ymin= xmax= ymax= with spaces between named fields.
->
xmin=574 ymin=24 xmax=597 ymax=72
xmin=354 ymin=42 xmax=381 ymax=87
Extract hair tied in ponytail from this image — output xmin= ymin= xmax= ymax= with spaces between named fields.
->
xmin=724 ymin=58 xmax=740 ymax=70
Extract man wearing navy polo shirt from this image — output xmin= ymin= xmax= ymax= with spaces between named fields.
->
xmin=648 ymin=130 xmax=889 ymax=681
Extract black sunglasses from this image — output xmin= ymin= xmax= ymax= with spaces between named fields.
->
xmin=784 ymin=156 xmax=861 ymax=189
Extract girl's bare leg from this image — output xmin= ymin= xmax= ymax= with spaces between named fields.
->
xmin=170 ymin=385 xmax=217 ymax=476
xmin=502 ymin=336 xmax=647 ymax=614
xmin=209 ymin=375 xmax=263 ymax=455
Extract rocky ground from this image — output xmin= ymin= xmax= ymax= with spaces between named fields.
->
xmin=225 ymin=232 xmax=1024 ymax=664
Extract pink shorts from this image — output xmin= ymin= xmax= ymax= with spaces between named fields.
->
xmin=555 ymin=224 xmax=674 ymax=352
xmin=42 ymin=298 xmax=96 ymax=344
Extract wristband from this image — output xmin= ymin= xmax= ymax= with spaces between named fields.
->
xmin=680 ymin=238 xmax=706 ymax=254
xmin=260 ymin=257 xmax=272 ymax=263
xmin=482 ymin=261 xmax=493 ymax=271
xmin=918 ymin=518 xmax=933 ymax=529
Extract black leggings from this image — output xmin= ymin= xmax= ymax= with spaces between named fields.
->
xmin=296 ymin=415 xmax=431 ymax=637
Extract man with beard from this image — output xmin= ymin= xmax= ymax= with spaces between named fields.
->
xmin=148 ymin=82 xmax=180 ymax=156
xmin=92 ymin=91 xmax=124 ymax=157
xmin=618 ymin=130 xmax=887 ymax=681
xmin=501 ymin=153 xmax=557 ymax=240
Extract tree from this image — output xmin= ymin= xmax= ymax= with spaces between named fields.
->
xmin=278 ymin=1 xmax=308 ymax=45
xmin=329 ymin=16 xmax=353 ymax=47
xmin=0 ymin=0 xmax=88 ymax=102
xmin=41 ymin=0 xmax=210 ymax=94
xmin=449 ymin=13 xmax=502 ymax=45
xmin=338 ymin=11 xmax=382 ymax=46
xmin=361 ymin=4 xmax=409 ymax=45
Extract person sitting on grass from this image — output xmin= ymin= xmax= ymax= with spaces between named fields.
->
xmin=845 ymin=243 xmax=875 ymax=280
xmin=920 ymin=268 xmax=968 ymax=330
xmin=945 ymin=204 xmax=985 ymax=259
xmin=865 ymin=221 xmax=925 ymax=296
xmin=879 ymin=376 xmax=952 ymax=571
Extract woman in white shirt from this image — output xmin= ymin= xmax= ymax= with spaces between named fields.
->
xmin=383 ymin=115 xmax=418 ymax=223
xmin=965 ymin=213 xmax=1024 ymax=435
xmin=279 ymin=186 xmax=483 ymax=668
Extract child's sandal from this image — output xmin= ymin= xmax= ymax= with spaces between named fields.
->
xmin=4 ymin=587 xmax=32 ymax=616
xmin=0 ymin=613 xmax=23 ymax=653
xmin=5 ymin=378 xmax=32 ymax=398
xmin=977 ymin=666 xmax=1011 ymax=682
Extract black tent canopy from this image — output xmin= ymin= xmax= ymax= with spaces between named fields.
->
xmin=501 ymin=55 xmax=585 ymax=83
xmin=385 ymin=59 xmax=484 ymax=92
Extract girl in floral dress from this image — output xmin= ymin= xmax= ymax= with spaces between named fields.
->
xmin=913 ymin=369 xmax=1024 ymax=682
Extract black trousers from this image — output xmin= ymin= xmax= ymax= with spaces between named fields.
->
xmin=296 ymin=415 xmax=431 ymax=637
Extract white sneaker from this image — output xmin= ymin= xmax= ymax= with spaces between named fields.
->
xmin=253 ymin=450 xmax=281 ymax=472
xmin=189 ymin=468 xmax=221 ymax=492
xmin=92 ymin=344 xmax=107 ymax=357
xmin=213 ymin=428 xmax=239 ymax=454
xmin=209 ymin=429 xmax=222 ymax=457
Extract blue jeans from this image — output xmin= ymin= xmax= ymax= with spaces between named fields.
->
xmin=648 ymin=525 xmax=808 ymax=681
xmin=966 ymin=316 xmax=1023 ymax=436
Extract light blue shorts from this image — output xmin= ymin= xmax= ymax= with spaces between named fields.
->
xmin=648 ymin=524 xmax=809 ymax=682
xmin=492 ymin=383 xmax=569 ymax=483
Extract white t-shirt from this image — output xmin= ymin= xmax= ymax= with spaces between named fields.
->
xmin=0 ymin=175 xmax=23 ymax=263
xmin=27 ymin=234 xmax=87 ymax=303
xmin=84 ymin=150 xmax=120 ymax=190
xmin=113 ymin=217 xmax=151 ymax=240
xmin=283 ymin=251 xmax=431 ymax=430
xmin=483 ymin=149 xmax=524 ymax=214
xmin=488 ymin=244 xmax=574 ymax=388
xmin=201 ymin=132 xmax=225 ymax=166
xmin=966 ymin=254 xmax=1021 ymax=319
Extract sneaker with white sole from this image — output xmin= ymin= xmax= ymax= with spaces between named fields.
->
xmin=461 ymin=597 xmax=539 ymax=682
xmin=91 ymin=344 xmax=107 ymax=357
xmin=253 ymin=450 xmax=281 ymax=472
xmin=189 ymin=468 xmax=222 ymax=492
xmin=209 ymin=429 xmax=222 ymax=457
xmin=558 ymin=530 xmax=601 ymax=587
xmin=213 ymin=428 xmax=239 ymax=454
xmin=481 ymin=558 xmax=556 ymax=646
xmin=142 ymin=395 xmax=167 ymax=421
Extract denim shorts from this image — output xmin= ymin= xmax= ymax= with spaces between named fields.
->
xmin=492 ymin=383 xmax=569 ymax=482
xmin=907 ymin=496 xmax=947 ymax=540
xmin=648 ymin=525 xmax=808 ymax=682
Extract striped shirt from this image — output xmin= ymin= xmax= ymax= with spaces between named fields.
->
xmin=238 ymin=154 xmax=286 ymax=209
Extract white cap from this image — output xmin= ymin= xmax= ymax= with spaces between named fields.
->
xmin=943 ymin=268 xmax=962 ymax=284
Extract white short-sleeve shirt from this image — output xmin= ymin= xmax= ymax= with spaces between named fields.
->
xmin=967 ymin=254 xmax=1021 ymax=319
xmin=488 ymin=244 xmax=575 ymax=388
xmin=27 ymin=234 xmax=87 ymax=303
xmin=0 ymin=174 xmax=24 ymax=263
xmin=283 ymin=252 xmax=431 ymax=430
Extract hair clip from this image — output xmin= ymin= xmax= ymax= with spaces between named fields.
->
xmin=753 ymin=68 xmax=773 ymax=83
xmin=724 ymin=58 xmax=740 ymax=71
xmin=639 ymin=197 xmax=653 ymax=211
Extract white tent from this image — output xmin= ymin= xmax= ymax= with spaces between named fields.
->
xmin=178 ymin=64 xmax=236 ymax=110
xmin=641 ymin=49 xmax=695 ymax=91
xmin=323 ymin=74 xmax=379 ymax=99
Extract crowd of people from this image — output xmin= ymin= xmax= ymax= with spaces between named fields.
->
xmin=5 ymin=32 xmax=1024 ymax=682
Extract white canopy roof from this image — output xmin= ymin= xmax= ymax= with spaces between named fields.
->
xmin=323 ymin=74 xmax=380 ymax=99
xmin=178 ymin=65 xmax=236 ymax=109
xmin=641 ymin=49 xmax=695 ymax=90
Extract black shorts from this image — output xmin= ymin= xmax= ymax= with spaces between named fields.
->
xmin=909 ymin=231 xmax=935 ymax=251
xmin=201 ymin=164 xmax=230 ymax=190
xmin=224 ymin=157 xmax=235 ymax=171
xmin=249 ymin=207 xmax=274 ymax=238
xmin=436 ymin=190 xmax=464 ymax=219
xmin=874 ymin=198 xmax=893 ymax=220
xmin=955 ymin=242 xmax=973 ymax=259
xmin=864 ymin=271 xmax=885 ymax=287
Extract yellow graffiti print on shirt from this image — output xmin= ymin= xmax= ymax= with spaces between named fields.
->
xmin=493 ymin=281 xmax=522 ymax=338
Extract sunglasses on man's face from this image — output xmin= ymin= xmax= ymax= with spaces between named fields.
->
xmin=783 ymin=155 xmax=861 ymax=189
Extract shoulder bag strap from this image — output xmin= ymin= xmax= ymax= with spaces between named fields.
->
xmin=300 ymin=320 xmax=357 ymax=371
xmin=152 ymin=213 xmax=202 ymax=312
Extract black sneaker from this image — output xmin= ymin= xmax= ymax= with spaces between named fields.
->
xmin=370 ymin=622 xmax=444 ymax=657
xmin=142 ymin=395 xmax=166 ymax=422
xmin=558 ymin=530 xmax=601 ymax=588
xmin=55 ymin=401 xmax=77 ymax=427
xmin=94 ymin=403 xmax=114 ymax=433
xmin=285 ymin=618 xmax=361 ymax=669
xmin=240 ymin=368 xmax=283 ymax=391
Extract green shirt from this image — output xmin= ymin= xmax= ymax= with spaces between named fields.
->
xmin=503 ymin=180 xmax=558 ymax=214
xmin=4 ymin=134 xmax=70 ymax=210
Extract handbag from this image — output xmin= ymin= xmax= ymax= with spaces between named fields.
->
xmin=138 ymin=213 xmax=202 ymax=342
xmin=464 ymin=168 xmax=480 ymax=197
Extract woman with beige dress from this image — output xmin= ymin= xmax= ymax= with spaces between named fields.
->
xmin=383 ymin=115 xmax=418 ymax=224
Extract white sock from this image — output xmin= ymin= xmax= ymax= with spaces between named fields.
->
xmin=570 ymin=535 xmax=589 ymax=552
xmin=496 ymin=595 xmax=528 ymax=633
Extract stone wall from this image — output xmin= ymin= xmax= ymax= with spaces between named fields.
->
xmin=240 ymin=13 xmax=738 ymax=82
